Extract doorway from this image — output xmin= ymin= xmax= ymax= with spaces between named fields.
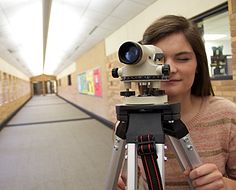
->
xmin=33 ymin=82 xmax=43 ymax=95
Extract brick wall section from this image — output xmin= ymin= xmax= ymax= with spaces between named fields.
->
xmin=106 ymin=53 xmax=124 ymax=122
xmin=212 ymin=80 xmax=236 ymax=102
xmin=57 ymin=72 xmax=78 ymax=105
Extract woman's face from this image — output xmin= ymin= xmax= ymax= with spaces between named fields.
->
xmin=154 ymin=32 xmax=197 ymax=99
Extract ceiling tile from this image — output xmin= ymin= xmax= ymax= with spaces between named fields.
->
xmin=100 ymin=16 xmax=125 ymax=30
xmin=58 ymin=0 xmax=90 ymax=8
xmin=0 ymin=10 xmax=8 ymax=26
xmin=89 ymin=0 xmax=123 ymax=14
xmin=128 ymin=0 xmax=157 ymax=6
xmin=111 ymin=0 xmax=146 ymax=20
xmin=83 ymin=9 xmax=107 ymax=23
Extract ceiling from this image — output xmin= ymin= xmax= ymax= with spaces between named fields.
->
xmin=0 ymin=0 xmax=157 ymax=77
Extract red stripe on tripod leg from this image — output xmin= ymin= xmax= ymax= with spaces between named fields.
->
xmin=143 ymin=156 xmax=154 ymax=190
xmin=148 ymin=143 xmax=162 ymax=190
xmin=142 ymin=144 xmax=154 ymax=190
xmin=151 ymin=154 xmax=162 ymax=189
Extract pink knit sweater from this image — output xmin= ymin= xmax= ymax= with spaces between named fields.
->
xmin=139 ymin=96 xmax=236 ymax=190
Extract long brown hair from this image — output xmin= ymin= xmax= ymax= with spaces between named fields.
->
xmin=141 ymin=15 xmax=214 ymax=96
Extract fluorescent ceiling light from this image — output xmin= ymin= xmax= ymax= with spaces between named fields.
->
xmin=1 ymin=0 xmax=156 ymax=76
xmin=203 ymin=34 xmax=227 ymax=41
xmin=8 ymin=1 xmax=43 ymax=76
xmin=43 ymin=1 xmax=85 ymax=75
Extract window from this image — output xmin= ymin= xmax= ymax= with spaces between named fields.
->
xmin=192 ymin=2 xmax=232 ymax=80
xmin=0 ymin=71 xmax=2 ymax=105
xmin=68 ymin=74 xmax=72 ymax=86
xmin=3 ymin=73 xmax=8 ymax=103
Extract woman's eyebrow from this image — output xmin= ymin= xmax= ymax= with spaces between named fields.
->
xmin=175 ymin=51 xmax=194 ymax=56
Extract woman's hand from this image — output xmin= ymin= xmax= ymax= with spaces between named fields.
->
xmin=184 ymin=163 xmax=225 ymax=190
xmin=117 ymin=174 xmax=127 ymax=190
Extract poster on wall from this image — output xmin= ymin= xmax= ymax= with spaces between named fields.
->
xmin=78 ymin=72 xmax=87 ymax=94
xmin=93 ymin=68 xmax=102 ymax=96
xmin=86 ymin=70 xmax=94 ymax=95
xmin=77 ymin=67 xmax=102 ymax=97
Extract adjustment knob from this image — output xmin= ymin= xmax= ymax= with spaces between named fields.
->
xmin=112 ymin=68 xmax=119 ymax=78
xmin=120 ymin=91 xmax=135 ymax=97
xmin=154 ymin=53 xmax=164 ymax=61
xmin=162 ymin=64 xmax=170 ymax=76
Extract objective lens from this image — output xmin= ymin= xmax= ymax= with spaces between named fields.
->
xmin=118 ymin=42 xmax=142 ymax=64
xmin=124 ymin=46 xmax=139 ymax=63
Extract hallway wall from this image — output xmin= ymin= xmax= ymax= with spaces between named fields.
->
xmin=57 ymin=41 xmax=112 ymax=121
xmin=0 ymin=77 xmax=31 ymax=127
xmin=0 ymin=57 xmax=31 ymax=127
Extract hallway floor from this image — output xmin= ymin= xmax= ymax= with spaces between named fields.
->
xmin=0 ymin=95 xmax=113 ymax=190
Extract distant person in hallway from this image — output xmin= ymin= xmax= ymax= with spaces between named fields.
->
xmin=117 ymin=15 xmax=236 ymax=190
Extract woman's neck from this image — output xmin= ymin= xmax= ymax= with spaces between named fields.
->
xmin=168 ymin=94 xmax=202 ymax=123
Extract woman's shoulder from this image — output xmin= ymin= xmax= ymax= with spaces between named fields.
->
xmin=207 ymin=96 xmax=236 ymax=107
xmin=204 ymin=96 xmax=236 ymax=115
xmin=186 ymin=96 xmax=236 ymax=127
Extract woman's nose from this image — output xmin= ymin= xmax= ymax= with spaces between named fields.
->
xmin=166 ymin=59 xmax=177 ymax=73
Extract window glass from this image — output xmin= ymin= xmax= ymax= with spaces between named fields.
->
xmin=194 ymin=7 xmax=232 ymax=80
xmin=203 ymin=12 xmax=232 ymax=79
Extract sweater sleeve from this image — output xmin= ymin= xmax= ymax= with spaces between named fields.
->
xmin=226 ymin=118 xmax=236 ymax=179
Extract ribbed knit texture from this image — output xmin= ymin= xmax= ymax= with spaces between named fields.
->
xmin=139 ymin=96 xmax=236 ymax=190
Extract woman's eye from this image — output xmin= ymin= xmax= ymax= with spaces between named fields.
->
xmin=176 ymin=57 xmax=190 ymax=62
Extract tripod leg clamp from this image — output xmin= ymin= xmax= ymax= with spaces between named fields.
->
xmin=137 ymin=134 xmax=163 ymax=190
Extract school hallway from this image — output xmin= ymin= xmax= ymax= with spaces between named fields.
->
xmin=0 ymin=94 xmax=113 ymax=190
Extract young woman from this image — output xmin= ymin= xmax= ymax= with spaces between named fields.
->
xmin=118 ymin=15 xmax=236 ymax=190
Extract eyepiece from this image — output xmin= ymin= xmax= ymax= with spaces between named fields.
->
xmin=118 ymin=42 xmax=142 ymax=65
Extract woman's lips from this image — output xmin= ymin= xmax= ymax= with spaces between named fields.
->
xmin=165 ymin=79 xmax=181 ymax=82
xmin=162 ymin=79 xmax=181 ymax=85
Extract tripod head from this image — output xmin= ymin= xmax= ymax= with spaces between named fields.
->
xmin=112 ymin=41 xmax=170 ymax=104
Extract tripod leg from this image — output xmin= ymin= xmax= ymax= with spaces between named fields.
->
xmin=167 ymin=134 xmax=202 ymax=190
xmin=156 ymin=144 xmax=165 ymax=188
xmin=127 ymin=143 xmax=138 ymax=190
xmin=105 ymin=135 xmax=126 ymax=190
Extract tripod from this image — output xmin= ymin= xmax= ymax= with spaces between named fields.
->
xmin=106 ymin=40 xmax=202 ymax=190
xmin=105 ymin=96 xmax=202 ymax=190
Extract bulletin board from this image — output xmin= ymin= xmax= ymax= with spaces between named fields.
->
xmin=77 ymin=67 xmax=102 ymax=97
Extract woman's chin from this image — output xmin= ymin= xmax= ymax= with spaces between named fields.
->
xmin=164 ymin=90 xmax=178 ymax=98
